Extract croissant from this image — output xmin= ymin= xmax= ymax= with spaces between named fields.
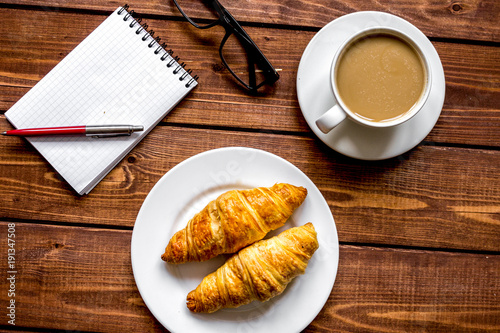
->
xmin=186 ymin=222 xmax=318 ymax=313
xmin=161 ymin=183 xmax=307 ymax=264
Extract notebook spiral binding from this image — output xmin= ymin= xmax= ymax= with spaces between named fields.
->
xmin=118 ymin=4 xmax=198 ymax=88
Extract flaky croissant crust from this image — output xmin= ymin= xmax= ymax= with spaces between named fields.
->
xmin=186 ymin=222 xmax=319 ymax=313
xmin=162 ymin=183 xmax=307 ymax=264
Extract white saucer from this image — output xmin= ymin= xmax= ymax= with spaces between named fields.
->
xmin=297 ymin=11 xmax=445 ymax=160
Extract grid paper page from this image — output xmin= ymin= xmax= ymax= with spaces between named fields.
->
xmin=5 ymin=7 xmax=197 ymax=195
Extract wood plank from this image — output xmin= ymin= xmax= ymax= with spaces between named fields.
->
xmin=1 ymin=119 xmax=499 ymax=252
xmin=0 ymin=222 xmax=165 ymax=332
xmin=1 ymin=9 xmax=499 ymax=146
xmin=0 ymin=222 xmax=498 ymax=332
xmin=310 ymin=245 xmax=500 ymax=332
xmin=432 ymin=42 xmax=500 ymax=147
xmin=0 ymin=0 xmax=498 ymax=42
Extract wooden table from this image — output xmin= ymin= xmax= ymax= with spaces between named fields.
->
xmin=1 ymin=0 xmax=499 ymax=332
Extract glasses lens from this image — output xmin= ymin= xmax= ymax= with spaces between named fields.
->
xmin=173 ymin=0 xmax=219 ymax=27
xmin=220 ymin=33 xmax=275 ymax=90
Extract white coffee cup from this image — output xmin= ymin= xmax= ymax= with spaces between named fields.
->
xmin=315 ymin=27 xmax=432 ymax=133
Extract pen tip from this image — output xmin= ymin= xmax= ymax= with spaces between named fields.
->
xmin=1 ymin=131 xmax=6 ymax=135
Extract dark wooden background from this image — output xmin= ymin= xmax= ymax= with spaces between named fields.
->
xmin=0 ymin=0 xmax=499 ymax=332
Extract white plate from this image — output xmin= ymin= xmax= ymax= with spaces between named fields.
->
xmin=131 ymin=147 xmax=339 ymax=333
xmin=297 ymin=11 xmax=446 ymax=160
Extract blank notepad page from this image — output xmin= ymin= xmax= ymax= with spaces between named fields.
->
xmin=5 ymin=7 xmax=197 ymax=195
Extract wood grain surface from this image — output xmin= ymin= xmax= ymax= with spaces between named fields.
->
xmin=0 ymin=222 xmax=498 ymax=332
xmin=1 ymin=120 xmax=499 ymax=253
xmin=0 ymin=8 xmax=499 ymax=147
xmin=0 ymin=0 xmax=499 ymax=41
xmin=0 ymin=0 xmax=498 ymax=332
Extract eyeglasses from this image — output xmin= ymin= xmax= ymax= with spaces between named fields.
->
xmin=172 ymin=0 xmax=280 ymax=92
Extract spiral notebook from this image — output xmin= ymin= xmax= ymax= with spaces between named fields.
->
xmin=5 ymin=5 xmax=198 ymax=195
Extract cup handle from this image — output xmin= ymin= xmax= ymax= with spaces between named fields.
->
xmin=315 ymin=104 xmax=347 ymax=133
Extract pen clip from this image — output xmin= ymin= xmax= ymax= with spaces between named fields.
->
xmin=86 ymin=125 xmax=143 ymax=138
xmin=90 ymin=133 xmax=133 ymax=138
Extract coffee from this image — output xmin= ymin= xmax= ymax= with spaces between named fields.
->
xmin=335 ymin=33 xmax=426 ymax=123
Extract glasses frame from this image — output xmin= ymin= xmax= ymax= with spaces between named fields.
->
xmin=172 ymin=0 xmax=280 ymax=91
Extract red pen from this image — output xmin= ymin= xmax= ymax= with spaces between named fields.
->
xmin=2 ymin=125 xmax=144 ymax=138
